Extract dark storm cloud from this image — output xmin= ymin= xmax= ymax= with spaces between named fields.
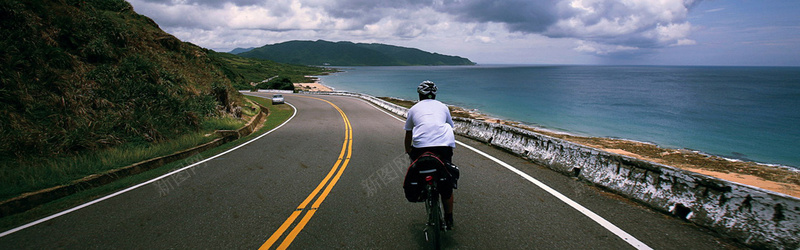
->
xmin=433 ymin=0 xmax=559 ymax=33
xmin=312 ymin=0 xmax=558 ymax=32
xmin=307 ymin=0 xmax=434 ymax=28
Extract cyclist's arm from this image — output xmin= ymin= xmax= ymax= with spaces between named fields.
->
xmin=445 ymin=105 xmax=454 ymax=128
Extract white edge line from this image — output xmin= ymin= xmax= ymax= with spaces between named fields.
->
xmin=0 ymin=100 xmax=298 ymax=238
xmin=360 ymin=98 xmax=653 ymax=250
xmin=455 ymin=141 xmax=652 ymax=250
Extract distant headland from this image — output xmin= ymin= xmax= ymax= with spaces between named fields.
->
xmin=230 ymin=40 xmax=476 ymax=66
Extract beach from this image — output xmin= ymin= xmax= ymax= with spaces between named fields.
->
xmin=294 ymin=82 xmax=333 ymax=92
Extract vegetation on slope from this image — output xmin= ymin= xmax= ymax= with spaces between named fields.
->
xmin=208 ymin=51 xmax=334 ymax=90
xmin=0 ymin=0 xmax=243 ymax=160
xmin=0 ymin=0 xmax=337 ymax=205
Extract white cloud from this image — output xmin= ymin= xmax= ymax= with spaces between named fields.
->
xmin=574 ymin=40 xmax=638 ymax=55
xmin=465 ymin=35 xmax=495 ymax=44
xmin=129 ymin=0 xmax=703 ymax=59
xmin=673 ymin=38 xmax=697 ymax=46
xmin=546 ymin=0 xmax=699 ymax=49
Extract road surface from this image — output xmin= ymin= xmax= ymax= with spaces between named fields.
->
xmin=0 ymin=93 xmax=739 ymax=249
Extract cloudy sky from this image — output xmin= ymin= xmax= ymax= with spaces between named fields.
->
xmin=127 ymin=0 xmax=799 ymax=66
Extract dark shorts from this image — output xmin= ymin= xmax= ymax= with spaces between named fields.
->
xmin=408 ymin=146 xmax=454 ymax=199
xmin=409 ymin=146 xmax=453 ymax=163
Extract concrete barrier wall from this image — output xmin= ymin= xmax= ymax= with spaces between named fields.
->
xmin=316 ymin=91 xmax=800 ymax=249
xmin=256 ymin=89 xmax=294 ymax=94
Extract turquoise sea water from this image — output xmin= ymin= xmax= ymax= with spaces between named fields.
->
xmin=317 ymin=65 xmax=800 ymax=168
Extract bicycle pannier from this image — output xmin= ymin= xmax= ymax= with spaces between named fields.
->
xmin=403 ymin=152 xmax=451 ymax=202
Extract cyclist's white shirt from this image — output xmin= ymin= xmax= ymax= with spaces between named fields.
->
xmin=404 ymin=99 xmax=456 ymax=148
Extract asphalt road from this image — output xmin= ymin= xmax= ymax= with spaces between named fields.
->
xmin=0 ymin=93 xmax=740 ymax=249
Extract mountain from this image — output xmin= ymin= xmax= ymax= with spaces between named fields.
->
xmin=229 ymin=47 xmax=255 ymax=54
xmin=0 ymin=0 xmax=244 ymax=158
xmin=237 ymin=40 xmax=476 ymax=66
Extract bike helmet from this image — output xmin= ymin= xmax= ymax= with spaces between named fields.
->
xmin=417 ymin=80 xmax=437 ymax=97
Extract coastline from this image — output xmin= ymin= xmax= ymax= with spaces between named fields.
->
xmin=294 ymin=80 xmax=335 ymax=92
xmin=378 ymin=96 xmax=800 ymax=198
xmin=314 ymin=65 xmax=799 ymax=169
xmin=293 ymin=76 xmax=800 ymax=197
xmin=294 ymin=82 xmax=334 ymax=92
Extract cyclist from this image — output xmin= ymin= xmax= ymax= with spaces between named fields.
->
xmin=404 ymin=80 xmax=456 ymax=229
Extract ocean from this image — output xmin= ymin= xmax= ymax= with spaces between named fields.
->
xmin=316 ymin=65 xmax=800 ymax=168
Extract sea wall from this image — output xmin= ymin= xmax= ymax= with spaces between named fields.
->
xmin=451 ymin=118 xmax=799 ymax=249
xmin=315 ymin=91 xmax=800 ymax=249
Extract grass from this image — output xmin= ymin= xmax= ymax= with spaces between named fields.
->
xmin=0 ymin=101 xmax=259 ymax=203
xmin=0 ymin=95 xmax=294 ymax=232
xmin=239 ymin=99 xmax=261 ymax=118
xmin=1 ymin=0 xmax=243 ymax=159
xmin=245 ymin=95 xmax=294 ymax=131
xmin=0 ymin=133 xmax=213 ymax=200
xmin=202 ymin=115 xmax=247 ymax=131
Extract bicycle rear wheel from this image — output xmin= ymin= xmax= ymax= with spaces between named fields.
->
xmin=427 ymin=190 xmax=443 ymax=249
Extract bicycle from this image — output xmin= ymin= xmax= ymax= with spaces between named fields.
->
xmin=404 ymin=151 xmax=458 ymax=250
xmin=423 ymin=173 xmax=446 ymax=249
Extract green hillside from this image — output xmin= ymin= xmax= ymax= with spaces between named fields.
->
xmin=0 ymin=0 xmax=323 ymax=160
xmin=0 ymin=0 xmax=234 ymax=159
xmin=236 ymin=40 xmax=476 ymax=66
xmin=208 ymin=51 xmax=333 ymax=90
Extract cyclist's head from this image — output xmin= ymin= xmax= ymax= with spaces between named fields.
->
xmin=417 ymin=80 xmax=437 ymax=100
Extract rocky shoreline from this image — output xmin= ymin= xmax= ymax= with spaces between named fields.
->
xmin=378 ymin=97 xmax=800 ymax=198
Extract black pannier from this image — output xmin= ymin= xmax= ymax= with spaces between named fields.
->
xmin=403 ymin=152 xmax=460 ymax=202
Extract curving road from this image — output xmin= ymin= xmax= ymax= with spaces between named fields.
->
xmin=0 ymin=93 xmax=739 ymax=249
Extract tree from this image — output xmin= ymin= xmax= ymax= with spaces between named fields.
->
xmin=271 ymin=77 xmax=294 ymax=90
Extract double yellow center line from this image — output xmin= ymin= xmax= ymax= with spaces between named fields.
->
xmin=260 ymin=96 xmax=353 ymax=250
